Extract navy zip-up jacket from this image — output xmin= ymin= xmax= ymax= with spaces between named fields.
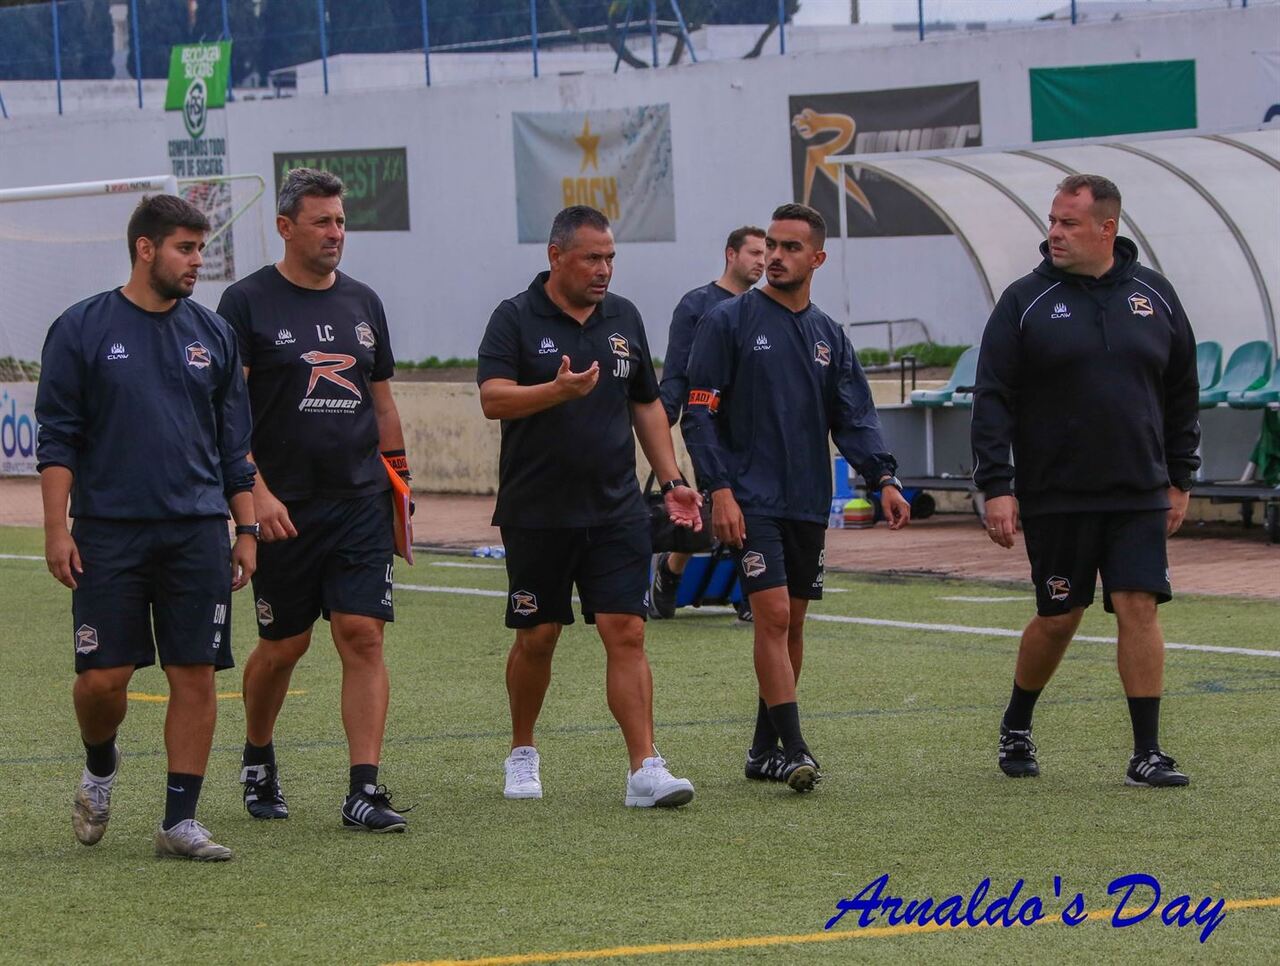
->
xmin=971 ymin=237 xmax=1200 ymax=517
xmin=36 ymin=289 xmax=255 ymax=520
xmin=682 ymin=288 xmax=896 ymax=524
xmin=659 ymin=280 xmax=734 ymax=424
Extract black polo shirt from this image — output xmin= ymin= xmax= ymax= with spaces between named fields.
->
xmin=477 ymin=271 xmax=660 ymax=528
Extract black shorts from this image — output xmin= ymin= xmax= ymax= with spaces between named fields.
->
xmin=252 ymin=493 xmax=394 ymax=640
xmin=70 ymin=518 xmax=233 ymax=673
xmin=736 ymin=515 xmax=827 ymax=600
xmin=500 ymin=518 xmax=651 ymax=628
xmin=1022 ymin=510 xmax=1171 ymax=616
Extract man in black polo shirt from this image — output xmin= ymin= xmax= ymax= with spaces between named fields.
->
xmin=649 ymin=225 xmax=766 ymax=620
xmin=217 ymin=168 xmax=412 ymax=831
xmin=682 ymin=203 xmax=910 ymax=792
xmin=972 ymin=174 xmax=1200 ymax=788
xmin=37 ymin=194 xmax=257 ymax=861
xmin=478 ymin=205 xmax=702 ymax=807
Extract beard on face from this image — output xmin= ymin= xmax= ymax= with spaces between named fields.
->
xmin=149 ymin=263 xmax=195 ymax=301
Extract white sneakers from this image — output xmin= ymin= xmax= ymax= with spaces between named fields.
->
xmin=625 ymin=756 xmax=695 ymax=808
xmin=72 ymin=747 xmax=120 ymax=846
xmin=154 ymin=819 xmax=233 ymax=861
xmin=504 ymin=747 xmax=695 ymax=807
xmin=503 ymin=746 xmax=543 ymax=799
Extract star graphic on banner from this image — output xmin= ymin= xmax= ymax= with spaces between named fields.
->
xmin=575 ymin=116 xmax=601 ymax=172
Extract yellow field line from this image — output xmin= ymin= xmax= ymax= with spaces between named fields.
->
xmin=127 ymin=689 xmax=306 ymax=703
xmin=386 ymin=896 xmax=1280 ymax=966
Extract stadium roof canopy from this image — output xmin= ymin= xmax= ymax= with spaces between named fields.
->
xmin=831 ymin=128 xmax=1280 ymax=352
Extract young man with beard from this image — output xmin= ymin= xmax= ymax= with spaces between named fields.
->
xmin=217 ymin=168 xmax=413 ymax=831
xmin=650 ymin=226 xmax=767 ymax=620
xmin=682 ymin=203 xmax=910 ymax=792
xmin=37 ymin=194 xmax=257 ymax=860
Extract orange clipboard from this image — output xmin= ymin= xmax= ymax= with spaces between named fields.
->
xmin=381 ymin=455 xmax=415 ymax=565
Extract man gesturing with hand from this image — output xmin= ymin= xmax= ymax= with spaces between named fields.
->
xmin=478 ymin=205 xmax=701 ymax=808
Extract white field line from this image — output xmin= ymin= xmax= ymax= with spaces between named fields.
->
xmin=938 ymin=595 xmax=1032 ymax=603
xmin=392 ymin=583 xmax=1280 ymax=659
xmin=429 ymin=561 xmax=503 ymax=569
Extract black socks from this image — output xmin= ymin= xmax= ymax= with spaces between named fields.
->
xmin=84 ymin=734 xmax=117 ymax=779
xmin=1127 ymin=696 xmax=1161 ymax=754
xmin=766 ymin=702 xmax=807 ymax=759
xmin=750 ymin=698 xmax=778 ymax=758
xmin=243 ymin=740 xmax=275 ymax=768
xmin=1002 ymin=681 xmax=1043 ymax=731
xmin=162 ymin=773 xmax=203 ymax=830
xmin=350 ymin=763 xmax=379 ymax=796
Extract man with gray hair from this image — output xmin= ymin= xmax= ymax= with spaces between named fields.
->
xmin=478 ymin=205 xmax=703 ymax=807
xmin=972 ymin=174 xmax=1201 ymax=788
xmin=217 ymin=167 xmax=414 ymax=831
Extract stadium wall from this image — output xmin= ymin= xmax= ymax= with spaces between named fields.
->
xmin=0 ymin=4 xmax=1275 ymax=365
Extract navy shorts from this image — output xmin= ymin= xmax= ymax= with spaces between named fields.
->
xmin=252 ymin=493 xmax=394 ymax=640
xmin=70 ymin=517 xmax=233 ymax=673
xmin=500 ymin=518 xmax=651 ymax=628
xmin=736 ymin=515 xmax=827 ymax=600
xmin=1022 ymin=510 xmax=1171 ymax=616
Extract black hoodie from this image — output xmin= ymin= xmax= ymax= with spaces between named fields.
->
xmin=971 ymin=237 xmax=1200 ymax=517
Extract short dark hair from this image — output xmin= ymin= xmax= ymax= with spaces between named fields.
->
xmin=1056 ymin=174 xmax=1121 ymax=221
xmin=126 ymin=194 xmax=210 ymax=266
xmin=725 ymin=225 xmax=766 ymax=252
xmin=770 ymin=203 xmax=826 ymax=248
xmin=277 ymin=167 xmax=344 ymax=220
xmin=548 ymin=205 xmax=611 ymax=250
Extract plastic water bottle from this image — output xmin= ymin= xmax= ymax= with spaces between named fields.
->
xmin=489 ymin=545 xmax=506 ymax=559
xmin=472 ymin=546 xmax=491 ymax=557
xmin=828 ymin=496 xmax=845 ymax=529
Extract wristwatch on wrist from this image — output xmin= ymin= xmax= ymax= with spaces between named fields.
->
xmin=234 ymin=523 xmax=260 ymax=539
xmin=660 ymin=478 xmax=689 ymax=495
xmin=877 ymin=475 xmax=904 ymax=493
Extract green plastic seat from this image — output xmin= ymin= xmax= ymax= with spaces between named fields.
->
xmin=1196 ymin=341 xmax=1222 ymax=394
xmin=909 ymin=345 xmax=979 ymax=407
xmin=1228 ymin=362 xmax=1280 ymax=409
xmin=1199 ymin=341 xmax=1272 ymax=407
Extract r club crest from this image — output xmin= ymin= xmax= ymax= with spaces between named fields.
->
xmin=814 ymin=341 xmax=831 ymax=366
xmin=511 ymin=590 xmax=538 ymax=616
xmin=354 ymin=321 xmax=376 ymax=349
xmin=1128 ymin=294 xmax=1154 ymax=317
xmin=185 ymin=342 xmax=211 ymax=369
xmin=741 ymin=551 xmax=767 ymax=579
xmin=1045 ymin=576 xmax=1071 ymax=601
xmin=608 ymin=333 xmax=630 ymax=358
xmin=75 ymin=624 xmax=99 ymax=655
xmin=255 ymin=599 xmax=274 ymax=626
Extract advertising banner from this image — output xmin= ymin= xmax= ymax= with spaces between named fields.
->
xmin=789 ymin=83 xmax=981 ymax=237
xmin=513 ymin=104 xmax=675 ymax=243
xmin=273 ymin=149 xmax=410 ymax=232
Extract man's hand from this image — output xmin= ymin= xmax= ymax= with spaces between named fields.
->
xmin=231 ymin=535 xmax=257 ymax=591
xmin=254 ymin=486 xmax=297 ymax=542
xmin=1166 ymin=486 xmax=1191 ymax=536
xmin=45 ymin=527 xmax=82 ymax=589
xmin=664 ymin=485 xmax=704 ymax=531
xmin=984 ymin=494 xmax=1019 ymax=549
xmin=880 ymin=486 xmax=911 ymax=530
xmin=711 ymin=488 xmax=746 ymax=549
xmin=554 ymin=355 xmax=599 ymax=401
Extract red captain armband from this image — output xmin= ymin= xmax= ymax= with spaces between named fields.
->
xmin=686 ymin=389 xmax=720 ymax=413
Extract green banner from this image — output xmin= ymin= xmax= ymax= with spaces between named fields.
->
xmin=1030 ymin=60 xmax=1196 ymax=142
xmin=273 ymin=149 xmax=410 ymax=232
xmin=164 ymin=42 xmax=231 ymax=139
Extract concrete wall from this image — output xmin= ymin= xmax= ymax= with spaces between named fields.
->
xmin=1 ymin=5 xmax=1276 ymax=366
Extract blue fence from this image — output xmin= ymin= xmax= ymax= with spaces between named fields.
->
xmin=0 ymin=0 xmax=1262 ymax=118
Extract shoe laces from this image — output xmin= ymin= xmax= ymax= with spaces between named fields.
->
xmin=169 ymin=819 xmax=213 ymax=846
xmin=79 ymin=779 xmax=111 ymax=810
xmin=508 ymin=754 xmax=540 ymax=785
xmin=361 ymin=783 xmax=416 ymax=814
xmin=243 ymin=769 xmax=282 ymax=801
xmin=637 ymin=756 xmax=675 ymax=780
xmin=1001 ymin=729 xmax=1036 ymax=755
xmin=1136 ymin=750 xmax=1177 ymax=769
